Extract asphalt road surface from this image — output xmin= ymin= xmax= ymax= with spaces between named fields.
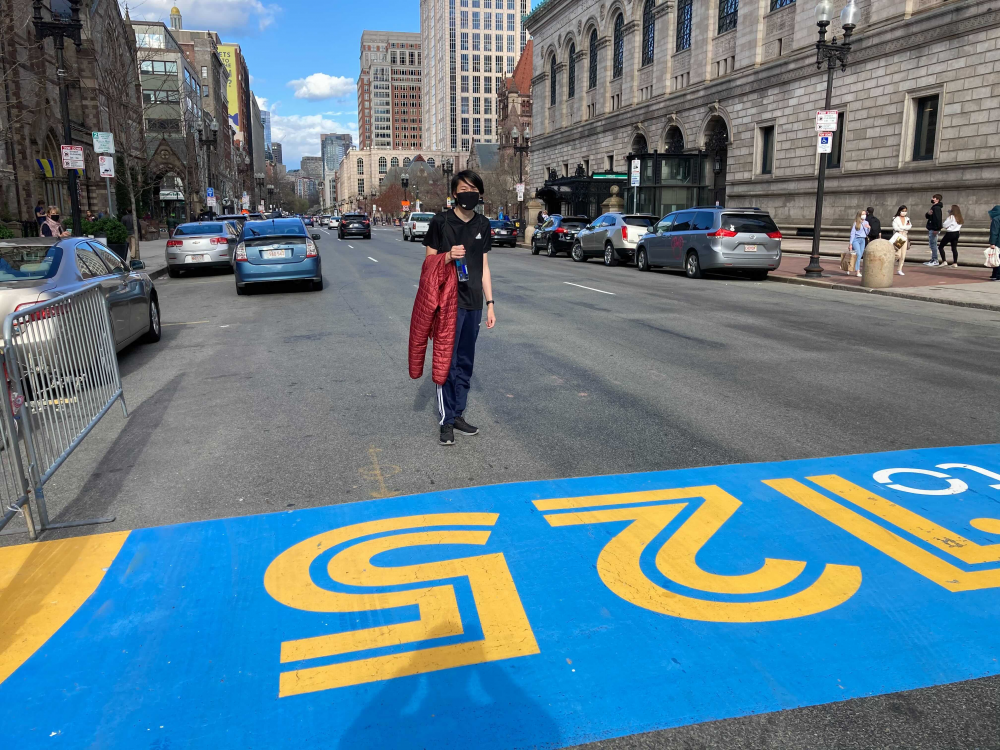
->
xmin=7 ymin=224 xmax=1000 ymax=748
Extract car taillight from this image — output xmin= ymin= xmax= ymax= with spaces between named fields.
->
xmin=766 ymin=231 xmax=782 ymax=239
xmin=210 ymin=237 xmax=228 ymax=245
xmin=707 ymin=228 xmax=738 ymax=238
xmin=235 ymin=242 xmax=247 ymax=261
xmin=14 ymin=302 xmax=55 ymax=322
xmin=305 ymin=239 xmax=318 ymax=258
xmin=412 ymin=222 xmax=417 ymax=229
xmin=491 ymin=229 xmax=496 ymax=236
xmin=554 ymin=226 xmax=566 ymax=234
xmin=166 ymin=239 xmax=182 ymax=247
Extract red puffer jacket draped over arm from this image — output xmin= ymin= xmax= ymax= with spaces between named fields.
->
xmin=408 ymin=253 xmax=458 ymax=385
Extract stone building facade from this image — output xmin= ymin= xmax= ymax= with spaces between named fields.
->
xmin=335 ymin=148 xmax=470 ymax=212
xmin=524 ymin=0 xmax=1000 ymax=231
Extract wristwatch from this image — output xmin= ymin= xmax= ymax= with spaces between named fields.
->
xmin=486 ymin=300 xmax=494 ymax=305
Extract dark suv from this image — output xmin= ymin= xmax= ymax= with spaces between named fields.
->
xmin=339 ymin=213 xmax=371 ymax=240
xmin=531 ymin=215 xmax=590 ymax=257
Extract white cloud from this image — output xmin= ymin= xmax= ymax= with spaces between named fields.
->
xmin=255 ymin=96 xmax=269 ymax=111
xmin=287 ymin=73 xmax=356 ymax=101
xmin=123 ymin=0 xmax=281 ymax=34
xmin=269 ymin=113 xmax=358 ymax=169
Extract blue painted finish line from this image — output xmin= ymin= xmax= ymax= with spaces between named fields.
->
xmin=4 ymin=444 xmax=1000 ymax=748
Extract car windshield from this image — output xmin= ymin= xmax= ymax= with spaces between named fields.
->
xmin=243 ymin=220 xmax=307 ymax=237
xmin=560 ymin=218 xmax=588 ymax=228
xmin=624 ymin=216 xmax=654 ymax=227
xmin=411 ymin=214 xmax=435 ymax=221
xmin=490 ymin=221 xmax=513 ymax=228
xmin=0 ymin=244 xmax=62 ymax=281
xmin=174 ymin=223 xmax=225 ymax=235
xmin=721 ymin=214 xmax=780 ymax=233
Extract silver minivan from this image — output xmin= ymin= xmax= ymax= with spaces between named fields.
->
xmin=635 ymin=208 xmax=782 ymax=279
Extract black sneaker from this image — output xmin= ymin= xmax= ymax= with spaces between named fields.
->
xmin=453 ymin=416 xmax=479 ymax=436
xmin=439 ymin=424 xmax=455 ymax=445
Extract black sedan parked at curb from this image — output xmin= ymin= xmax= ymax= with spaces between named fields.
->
xmin=490 ymin=219 xmax=517 ymax=248
xmin=531 ymin=215 xmax=589 ymax=257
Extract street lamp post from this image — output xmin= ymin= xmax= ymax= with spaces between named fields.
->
xmin=33 ymin=0 xmax=83 ymax=237
xmin=198 ymin=119 xmax=219 ymax=216
xmin=805 ymin=0 xmax=860 ymax=278
xmin=442 ymin=159 xmax=453 ymax=209
xmin=511 ymin=125 xmax=530 ymax=238
xmin=401 ymin=173 xmax=409 ymax=213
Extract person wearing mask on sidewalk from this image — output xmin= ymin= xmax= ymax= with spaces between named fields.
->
xmin=923 ymin=194 xmax=943 ymax=266
xmin=423 ymin=170 xmax=497 ymax=446
xmin=864 ymin=207 xmax=881 ymax=247
xmin=849 ymin=210 xmax=869 ymax=277
xmin=989 ymin=205 xmax=1000 ymax=281
xmin=39 ymin=206 xmax=70 ymax=238
xmin=938 ymin=205 xmax=963 ymax=267
xmin=892 ymin=206 xmax=912 ymax=276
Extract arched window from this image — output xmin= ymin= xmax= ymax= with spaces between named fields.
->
xmin=588 ymin=29 xmax=598 ymax=89
xmin=642 ymin=0 xmax=655 ymax=66
xmin=567 ymin=43 xmax=576 ymax=98
xmin=612 ymin=14 xmax=624 ymax=79
xmin=665 ymin=125 xmax=684 ymax=153
xmin=403 ymin=157 xmax=411 ymax=167
xmin=630 ymin=132 xmax=648 ymax=154
xmin=356 ymin=157 xmax=364 ymax=175
xmin=427 ymin=157 xmax=436 ymax=168
xmin=378 ymin=156 xmax=387 ymax=174
xmin=549 ymin=56 xmax=557 ymax=106
xmin=390 ymin=157 xmax=399 ymax=168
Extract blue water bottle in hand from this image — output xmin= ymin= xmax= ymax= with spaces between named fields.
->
xmin=456 ymin=258 xmax=469 ymax=282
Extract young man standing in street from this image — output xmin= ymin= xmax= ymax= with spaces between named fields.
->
xmin=424 ymin=170 xmax=496 ymax=445
xmin=924 ymin=194 xmax=943 ymax=266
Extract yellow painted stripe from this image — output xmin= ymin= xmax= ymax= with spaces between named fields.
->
xmin=0 ymin=530 xmax=129 ymax=685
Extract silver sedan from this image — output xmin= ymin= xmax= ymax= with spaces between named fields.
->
xmin=166 ymin=221 xmax=238 ymax=276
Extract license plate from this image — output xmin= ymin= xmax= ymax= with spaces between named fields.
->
xmin=744 ymin=244 xmax=758 ymax=252
xmin=185 ymin=254 xmax=209 ymax=263
xmin=262 ymin=249 xmax=286 ymax=259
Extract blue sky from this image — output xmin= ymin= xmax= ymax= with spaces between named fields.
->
xmin=124 ymin=0 xmax=422 ymax=169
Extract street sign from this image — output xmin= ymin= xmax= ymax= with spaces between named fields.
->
xmin=516 ymin=182 xmax=525 ymax=201
xmin=630 ymin=159 xmax=641 ymax=187
xmin=207 ymin=196 xmax=217 ymax=207
xmin=259 ymin=201 xmax=265 ymax=212
xmin=206 ymin=187 xmax=215 ymax=198
xmin=817 ymin=131 xmax=833 ymax=153
xmin=98 ymin=155 xmax=115 ymax=178
xmin=401 ymin=200 xmax=410 ymax=208
xmin=91 ymin=131 xmax=115 ymax=154
xmin=815 ymin=110 xmax=838 ymax=131
xmin=241 ymin=195 xmax=250 ymax=209
xmin=61 ymin=145 xmax=84 ymax=170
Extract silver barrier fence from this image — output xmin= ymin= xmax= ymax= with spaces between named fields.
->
xmin=0 ymin=281 xmax=127 ymax=536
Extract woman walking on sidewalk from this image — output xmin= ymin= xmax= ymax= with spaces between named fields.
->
xmin=938 ymin=205 xmax=963 ymax=267
xmin=892 ymin=206 xmax=912 ymax=276
xmin=849 ymin=210 xmax=869 ymax=277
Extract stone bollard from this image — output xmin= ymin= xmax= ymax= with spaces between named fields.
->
xmin=861 ymin=238 xmax=895 ymax=289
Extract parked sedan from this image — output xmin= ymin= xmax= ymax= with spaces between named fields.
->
xmin=489 ymin=219 xmax=517 ymax=247
xmin=531 ymin=215 xmax=589 ymax=257
xmin=339 ymin=213 xmax=371 ymax=239
xmin=235 ymin=218 xmax=323 ymax=294
xmin=166 ymin=221 xmax=238 ymax=276
xmin=0 ymin=239 xmax=160 ymax=351
xmin=635 ymin=207 xmax=782 ymax=279
xmin=573 ymin=213 xmax=657 ymax=266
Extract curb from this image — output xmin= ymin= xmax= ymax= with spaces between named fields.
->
xmin=767 ymin=274 xmax=1000 ymax=313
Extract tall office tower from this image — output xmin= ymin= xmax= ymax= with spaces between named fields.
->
xmin=321 ymin=133 xmax=353 ymax=175
xmin=357 ymin=31 xmax=422 ymax=151
xmin=271 ymin=143 xmax=283 ymax=165
xmin=261 ymin=109 xmax=272 ymax=158
xmin=421 ymin=0 xmax=527 ymax=153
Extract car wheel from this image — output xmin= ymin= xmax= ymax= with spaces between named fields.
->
xmin=143 ymin=296 xmax=161 ymax=343
xmin=604 ymin=242 xmax=617 ymax=267
xmin=236 ymin=283 xmax=247 ymax=296
xmin=572 ymin=242 xmax=586 ymax=262
xmin=637 ymin=248 xmax=650 ymax=272
xmin=685 ymin=251 xmax=703 ymax=279
xmin=531 ymin=239 xmax=540 ymax=255
xmin=167 ymin=266 xmax=180 ymax=278
xmin=747 ymin=269 xmax=769 ymax=281
xmin=365 ymin=233 xmax=371 ymax=239
xmin=311 ymin=278 xmax=324 ymax=291
xmin=546 ymin=239 xmax=557 ymax=257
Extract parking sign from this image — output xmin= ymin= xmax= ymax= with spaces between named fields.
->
xmin=815 ymin=110 xmax=838 ymax=131
xmin=630 ymin=159 xmax=641 ymax=187
xmin=98 ymin=155 xmax=115 ymax=178
xmin=817 ymin=132 xmax=833 ymax=153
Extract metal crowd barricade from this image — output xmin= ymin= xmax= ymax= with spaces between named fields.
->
xmin=0 ymin=376 xmax=36 ymax=539
xmin=1 ymin=281 xmax=127 ymax=536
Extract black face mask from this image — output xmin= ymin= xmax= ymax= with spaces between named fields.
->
xmin=50 ymin=215 xmax=59 ymax=222
xmin=455 ymin=192 xmax=479 ymax=211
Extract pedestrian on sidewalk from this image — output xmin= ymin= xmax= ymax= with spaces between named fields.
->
xmin=34 ymin=200 xmax=45 ymax=229
xmin=989 ymin=205 xmax=1000 ymax=281
xmin=923 ymin=194 xmax=943 ymax=266
xmin=938 ymin=205 xmax=963 ymax=267
xmin=423 ymin=170 xmax=497 ymax=445
xmin=849 ymin=210 xmax=869 ymax=277
xmin=39 ymin=206 xmax=70 ymax=238
xmin=864 ymin=207 xmax=881 ymax=246
xmin=892 ymin=206 xmax=912 ymax=276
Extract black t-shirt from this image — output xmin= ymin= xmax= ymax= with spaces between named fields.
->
xmin=424 ymin=209 xmax=492 ymax=310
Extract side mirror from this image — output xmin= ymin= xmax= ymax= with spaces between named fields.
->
xmin=311 ymin=233 xmax=321 ymax=240
xmin=130 ymin=259 xmax=146 ymax=271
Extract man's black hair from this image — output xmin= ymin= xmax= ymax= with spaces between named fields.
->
xmin=451 ymin=170 xmax=484 ymax=195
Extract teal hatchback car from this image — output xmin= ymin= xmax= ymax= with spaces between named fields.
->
xmin=234 ymin=218 xmax=323 ymax=294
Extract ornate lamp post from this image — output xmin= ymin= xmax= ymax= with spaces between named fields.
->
xmin=401 ymin=173 xmax=410 ymax=215
xmin=198 ymin=119 xmax=219 ymax=216
xmin=442 ymin=159 xmax=454 ymax=209
xmin=805 ymin=0 xmax=860 ymax=278
xmin=32 ymin=0 xmax=83 ymax=236
xmin=511 ymin=126 xmax=530 ymax=237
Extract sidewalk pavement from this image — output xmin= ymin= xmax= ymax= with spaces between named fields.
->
xmin=137 ymin=239 xmax=168 ymax=279
xmin=772 ymin=253 xmax=1000 ymax=312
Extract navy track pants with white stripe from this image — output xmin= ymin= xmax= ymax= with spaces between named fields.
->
xmin=437 ymin=307 xmax=482 ymax=425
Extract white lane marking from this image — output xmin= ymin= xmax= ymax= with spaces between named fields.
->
xmin=368 ymin=256 xmax=379 ymax=263
xmin=563 ymin=281 xmax=615 ymax=295
xmin=348 ymin=244 xmax=354 ymax=248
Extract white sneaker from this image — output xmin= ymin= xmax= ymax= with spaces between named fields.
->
xmin=898 ymin=270 xmax=905 ymax=276
xmin=857 ymin=271 xmax=862 ymax=277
